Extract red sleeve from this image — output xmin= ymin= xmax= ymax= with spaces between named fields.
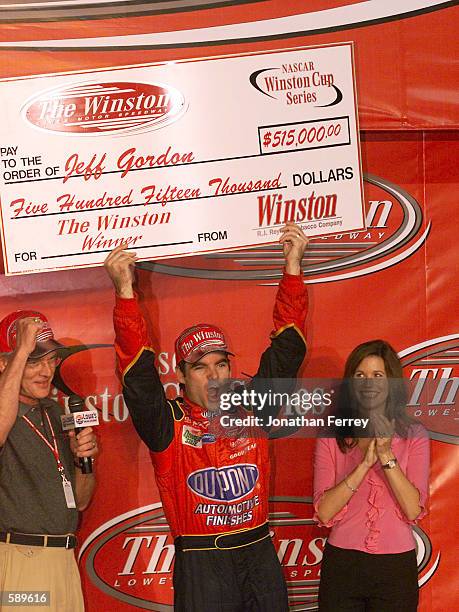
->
xmin=252 ymin=271 xmax=307 ymax=415
xmin=112 ymin=294 xmax=174 ymax=453
xmin=113 ymin=294 xmax=151 ymax=378
xmin=272 ymin=270 xmax=308 ymax=340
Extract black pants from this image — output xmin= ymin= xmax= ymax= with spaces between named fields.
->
xmin=173 ymin=536 xmax=289 ymax=612
xmin=319 ymin=543 xmax=419 ymax=612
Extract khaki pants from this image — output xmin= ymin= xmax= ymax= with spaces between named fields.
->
xmin=0 ymin=542 xmax=84 ymax=612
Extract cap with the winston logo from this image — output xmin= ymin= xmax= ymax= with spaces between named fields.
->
xmin=0 ymin=310 xmax=64 ymax=359
xmin=175 ymin=323 xmax=234 ymax=364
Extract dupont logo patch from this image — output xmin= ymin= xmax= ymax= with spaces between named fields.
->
xmin=187 ymin=464 xmax=259 ymax=502
xmin=23 ymin=81 xmax=185 ymax=135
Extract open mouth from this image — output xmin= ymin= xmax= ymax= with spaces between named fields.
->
xmin=208 ymin=388 xmax=219 ymax=399
xmin=207 ymin=385 xmax=221 ymax=407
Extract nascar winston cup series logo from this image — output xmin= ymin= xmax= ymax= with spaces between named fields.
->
xmin=22 ymin=81 xmax=186 ymax=136
xmin=80 ymin=498 xmax=440 ymax=610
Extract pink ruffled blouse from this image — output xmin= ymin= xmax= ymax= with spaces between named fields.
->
xmin=313 ymin=424 xmax=430 ymax=554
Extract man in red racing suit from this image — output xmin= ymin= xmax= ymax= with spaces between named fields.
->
xmin=105 ymin=223 xmax=308 ymax=611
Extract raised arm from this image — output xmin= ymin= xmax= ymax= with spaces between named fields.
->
xmin=0 ymin=317 xmax=43 ymax=445
xmin=104 ymin=246 xmax=174 ymax=452
xmin=245 ymin=225 xmax=309 ymax=432
xmin=256 ymin=223 xmax=309 ymax=380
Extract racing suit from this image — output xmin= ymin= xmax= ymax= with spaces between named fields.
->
xmin=113 ymin=271 xmax=307 ymax=611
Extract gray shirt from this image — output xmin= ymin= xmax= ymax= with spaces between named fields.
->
xmin=0 ymin=398 xmax=79 ymax=535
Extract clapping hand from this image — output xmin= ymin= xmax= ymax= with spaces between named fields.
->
xmin=371 ymin=414 xmax=395 ymax=461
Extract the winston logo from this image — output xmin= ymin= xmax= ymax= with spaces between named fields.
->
xmin=138 ymin=174 xmax=430 ymax=282
xmin=401 ymin=335 xmax=459 ymax=444
xmin=23 ymin=81 xmax=185 ymax=135
xmin=258 ymin=192 xmax=337 ymax=226
xmin=80 ymin=498 xmax=439 ymax=610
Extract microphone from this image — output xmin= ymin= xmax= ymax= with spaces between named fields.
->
xmin=68 ymin=394 xmax=96 ymax=474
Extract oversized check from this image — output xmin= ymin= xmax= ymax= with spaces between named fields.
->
xmin=0 ymin=43 xmax=364 ymax=275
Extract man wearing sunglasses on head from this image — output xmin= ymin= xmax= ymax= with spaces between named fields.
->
xmin=0 ymin=311 xmax=98 ymax=612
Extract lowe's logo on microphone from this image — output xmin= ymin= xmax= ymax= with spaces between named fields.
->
xmin=61 ymin=411 xmax=99 ymax=431
xmin=187 ymin=464 xmax=259 ymax=502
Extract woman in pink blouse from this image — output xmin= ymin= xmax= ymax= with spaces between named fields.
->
xmin=314 ymin=340 xmax=429 ymax=611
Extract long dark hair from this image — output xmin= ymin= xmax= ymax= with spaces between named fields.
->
xmin=336 ymin=339 xmax=414 ymax=452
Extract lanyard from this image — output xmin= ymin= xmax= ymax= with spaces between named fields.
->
xmin=22 ymin=410 xmax=67 ymax=477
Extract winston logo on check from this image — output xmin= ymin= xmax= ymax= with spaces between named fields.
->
xmin=187 ymin=464 xmax=259 ymax=502
xmin=23 ymin=81 xmax=185 ymax=135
